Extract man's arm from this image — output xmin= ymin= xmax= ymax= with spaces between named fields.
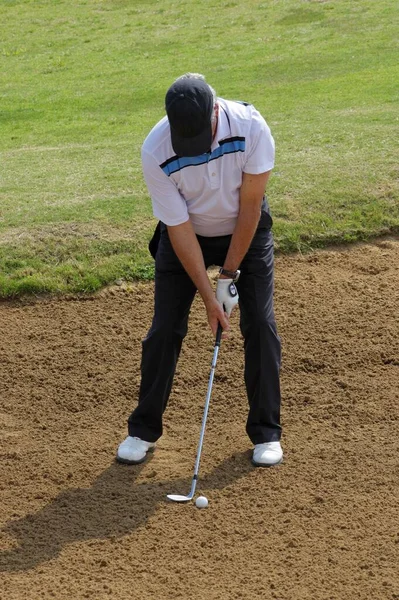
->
xmin=167 ymin=220 xmax=230 ymax=336
xmin=221 ymin=170 xmax=272 ymax=276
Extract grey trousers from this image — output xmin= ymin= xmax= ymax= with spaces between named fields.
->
xmin=128 ymin=220 xmax=282 ymax=445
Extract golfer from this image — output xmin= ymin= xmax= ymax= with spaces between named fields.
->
xmin=117 ymin=73 xmax=283 ymax=467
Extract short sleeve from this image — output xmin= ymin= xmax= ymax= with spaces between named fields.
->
xmin=141 ymin=148 xmax=189 ymax=226
xmin=243 ymin=109 xmax=275 ymax=175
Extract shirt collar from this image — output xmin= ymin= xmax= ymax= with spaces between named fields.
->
xmin=210 ymin=102 xmax=231 ymax=151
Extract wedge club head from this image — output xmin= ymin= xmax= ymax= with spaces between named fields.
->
xmin=167 ymin=493 xmax=194 ymax=503
xmin=167 ymin=473 xmax=198 ymax=503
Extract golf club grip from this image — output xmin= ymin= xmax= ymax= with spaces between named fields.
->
xmin=215 ymin=322 xmax=223 ymax=346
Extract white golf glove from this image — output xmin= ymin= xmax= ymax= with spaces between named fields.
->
xmin=216 ymin=278 xmax=239 ymax=316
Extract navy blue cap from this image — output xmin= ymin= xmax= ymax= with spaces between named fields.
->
xmin=165 ymin=78 xmax=214 ymax=157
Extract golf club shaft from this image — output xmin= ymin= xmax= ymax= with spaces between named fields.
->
xmin=188 ymin=323 xmax=223 ymax=497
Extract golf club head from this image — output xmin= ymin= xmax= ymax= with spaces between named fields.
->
xmin=167 ymin=494 xmax=193 ymax=503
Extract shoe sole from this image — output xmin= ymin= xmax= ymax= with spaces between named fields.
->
xmin=251 ymin=457 xmax=283 ymax=468
xmin=116 ymin=446 xmax=155 ymax=465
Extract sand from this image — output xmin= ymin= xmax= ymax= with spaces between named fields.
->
xmin=1 ymin=237 xmax=398 ymax=599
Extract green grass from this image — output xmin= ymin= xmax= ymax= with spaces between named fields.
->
xmin=0 ymin=0 xmax=398 ymax=297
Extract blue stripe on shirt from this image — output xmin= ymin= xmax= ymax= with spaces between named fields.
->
xmin=160 ymin=138 xmax=246 ymax=176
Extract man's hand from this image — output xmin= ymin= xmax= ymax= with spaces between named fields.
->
xmin=216 ymin=278 xmax=239 ymax=316
xmin=205 ymin=297 xmax=230 ymax=338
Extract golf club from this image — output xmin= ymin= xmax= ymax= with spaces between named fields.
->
xmin=167 ymin=322 xmax=223 ymax=503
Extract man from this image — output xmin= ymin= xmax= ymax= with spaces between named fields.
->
xmin=117 ymin=73 xmax=283 ymax=467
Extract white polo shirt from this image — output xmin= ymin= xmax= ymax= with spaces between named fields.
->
xmin=141 ymin=98 xmax=275 ymax=237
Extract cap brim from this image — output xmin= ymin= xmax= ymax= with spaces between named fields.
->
xmin=170 ymin=124 xmax=213 ymax=158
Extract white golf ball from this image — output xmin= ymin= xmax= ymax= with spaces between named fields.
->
xmin=195 ymin=495 xmax=209 ymax=509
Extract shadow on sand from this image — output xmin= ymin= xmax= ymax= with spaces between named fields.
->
xmin=1 ymin=450 xmax=253 ymax=572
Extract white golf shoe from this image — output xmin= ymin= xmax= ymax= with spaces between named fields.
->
xmin=116 ymin=436 xmax=155 ymax=465
xmin=252 ymin=441 xmax=283 ymax=467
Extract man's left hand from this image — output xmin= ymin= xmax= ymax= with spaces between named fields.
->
xmin=216 ymin=278 xmax=239 ymax=316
